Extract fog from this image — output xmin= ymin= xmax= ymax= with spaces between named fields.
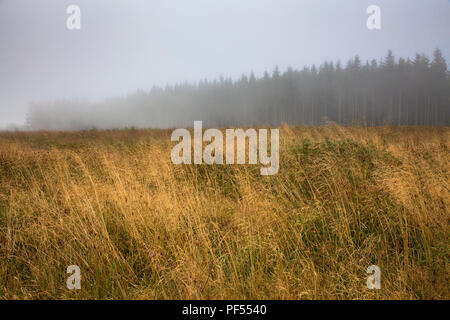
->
xmin=1 ymin=0 xmax=450 ymax=129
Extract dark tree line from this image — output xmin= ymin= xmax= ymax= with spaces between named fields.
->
xmin=27 ymin=49 xmax=449 ymax=130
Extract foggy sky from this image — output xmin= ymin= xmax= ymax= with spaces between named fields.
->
xmin=1 ymin=0 xmax=450 ymax=128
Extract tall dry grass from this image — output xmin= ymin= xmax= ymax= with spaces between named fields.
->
xmin=0 ymin=126 xmax=448 ymax=299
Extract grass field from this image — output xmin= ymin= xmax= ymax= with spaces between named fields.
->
xmin=0 ymin=125 xmax=448 ymax=299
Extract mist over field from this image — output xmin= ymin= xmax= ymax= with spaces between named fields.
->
xmin=1 ymin=0 xmax=450 ymax=129
xmin=25 ymin=49 xmax=450 ymax=130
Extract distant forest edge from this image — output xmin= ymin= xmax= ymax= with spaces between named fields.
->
xmin=26 ymin=49 xmax=449 ymax=130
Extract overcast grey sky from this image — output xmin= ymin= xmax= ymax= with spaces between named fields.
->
xmin=1 ymin=0 xmax=449 ymax=127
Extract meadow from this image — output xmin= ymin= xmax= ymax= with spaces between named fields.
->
xmin=0 ymin=125 xmax=448 ymax=299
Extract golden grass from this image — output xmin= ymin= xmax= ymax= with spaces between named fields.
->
xmin=0 ymin=125 xmax=448 ymax=299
